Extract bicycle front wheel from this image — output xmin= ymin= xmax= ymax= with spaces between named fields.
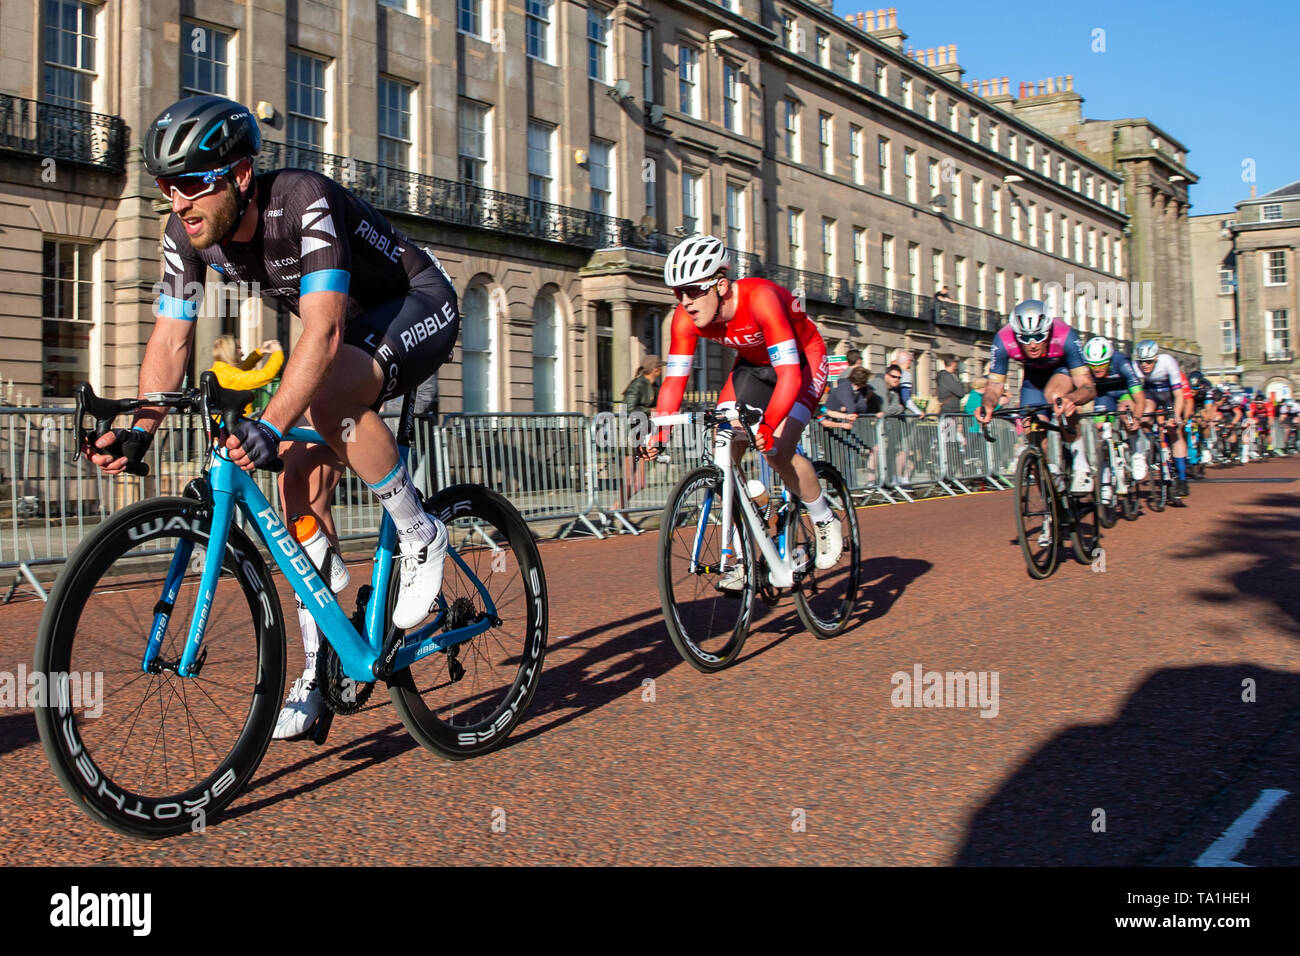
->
xmin=388 ymin=485 xmax=548 ymax=759
xmin=791 ymin=462 xmax=861 ymax=638
xmin=34 ymin=497 xmax=286 ymax=839
xmin=658 ymin=466 xmax=755 ymax=673
xmin=1014 ymin=448 xmax=1059 ymax=579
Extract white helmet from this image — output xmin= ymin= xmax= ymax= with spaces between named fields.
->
xmin=664 ymin=234 xmax=731 ymax=288
xmin=1134 ymin=339 xmax=1159 ymax=361
xmin=1083 ymin=336 xmax=1114 ymax=366
xmin=1010 ymin=299 xmax=1052 ymax=341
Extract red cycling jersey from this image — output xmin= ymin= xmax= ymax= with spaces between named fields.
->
xmin=655 ymin=278 xmax=828 ymax=437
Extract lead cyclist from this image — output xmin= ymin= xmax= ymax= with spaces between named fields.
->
xmin=86 ymin=96 xmax=459 ymax=739
xmin=643 ymin=235 xmax=842 ymax=587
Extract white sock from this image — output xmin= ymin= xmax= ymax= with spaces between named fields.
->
xmin=296 ymin=596 xmax=320 ymax=681
xmin=1070 ymin=437 xmax=1089 ymax=473
xmin=369 ymin=460 xmax=436 ymax=553
xmin=804 ymin=493 xmax=833 ymax=523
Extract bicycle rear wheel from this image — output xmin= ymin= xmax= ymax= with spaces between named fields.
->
xmin=1014 ymin=448 xmax=1059 ymax=579
xmin=658 ymin=466 xmax=755 ymax=672
xmin=34 ymin=497 xmax=285 ymax=839
xmin=1068 ymin=493 xmax=1102 ymax=565
xmin=790 ymin=462 xmax=860 ymax=638
xmin=388 ymin=485 xmax=547 ymax=759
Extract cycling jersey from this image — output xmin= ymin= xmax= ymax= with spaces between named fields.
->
xmin=157 ymin=168 xmax=458 ymax=410
xmin=157 ymin=169 xmax=441 ymax=320
xmin=656 ymin=277 xmax=828 ymax=434
xmin=1135 ymin=353 xmax=1186 ymax=392
xmin=987 ymin=319 xmax=1087 ymax=384
xmin=1091 ymin=352 xmax=1144 ymax=414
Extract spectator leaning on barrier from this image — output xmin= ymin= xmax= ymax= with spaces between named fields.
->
xmin=871 ymin=364 xmax=906 ymax=418
xmin=209 ymin=335 xmax=284 ymax=413
xmin=829 ymin=364 xmax=877 ymax=418
xmin=936 ymin=354 xmax=965 ymax=449
xmin=889 ymin=349 xmax=925 ymax=415
xmin=618 ymin=356 xmax=663 ymax=510
xmin=963 ymin=377 xmax=987 ymax=433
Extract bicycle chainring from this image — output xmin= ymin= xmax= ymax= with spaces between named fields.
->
xmin=317 ymin=640 xmax=375 ymax=715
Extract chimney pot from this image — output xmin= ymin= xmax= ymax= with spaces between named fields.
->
xmin=1066 ymin=75 xmax=1073 ymax=91
xmin=949 ymin=44 xmax=957 ymax=61
xmin=890 ymin=7 xmax=897 ymax=28
xmin=926 ymin=47 xmax=935 ymax=65
xmin=1018 ymin=81 xmax=1026 ymax=98
xmin=1251 ymin=185 xmax=1257 ymax=198
xmin=1002 ymin=77 xmax=1009 ymax=95
xmin=858 ymin=12 xmax=865 ymax=28
xmin=1047 ymin=77 xmax=1055 ymax=93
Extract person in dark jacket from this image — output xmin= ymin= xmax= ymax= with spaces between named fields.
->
xmin=619 ymin=356 xmax=664 ymax=510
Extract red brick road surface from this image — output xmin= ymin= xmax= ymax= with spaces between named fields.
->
xmin=2 ymin=459 xmax=1298 ymax=865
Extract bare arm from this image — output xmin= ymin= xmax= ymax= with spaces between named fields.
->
xmin=257 ymin=291 xmax=346 ymax=434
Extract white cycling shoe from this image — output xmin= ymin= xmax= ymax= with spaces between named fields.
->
xmin=716 ymin=565 xmax=746 ymax=593
xmin=1037 ymin=518 xmax=1054 ymax=549
xmin=273 ymin=673 xmax=324 ymax=740
xmin=391 ymin=518 xmax=449 ymax=629
xmin=1132 ymin=455 xmax=1148 ymax=481
xmin=1069 ymin=466 xmax=1093 ymax=494
xmin=813 ymin=518 xmax=843 ymax=570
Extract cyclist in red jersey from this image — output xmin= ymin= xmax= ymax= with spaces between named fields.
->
xmin=645 ymin=235 xmax=840 ymax=579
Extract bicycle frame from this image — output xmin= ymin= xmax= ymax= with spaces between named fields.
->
xmin=149 ymin=422 xmax=496 ymax=684
xmin=706 ymin=428 xmax=800 ymax=589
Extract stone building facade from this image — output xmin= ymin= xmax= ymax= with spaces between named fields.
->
xmin=1191 ymin=182 xmax=1300 ymax=398
xmin=2 ymin=0 xmax=1134 ymax=412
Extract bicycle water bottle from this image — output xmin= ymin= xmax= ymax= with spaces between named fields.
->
xmin=293 ymin=515 xmax=350 ymax=593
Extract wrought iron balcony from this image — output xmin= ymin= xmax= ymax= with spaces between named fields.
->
xmin=1264 ymin=348 xmax=1294 ymax=364
xmin=0 ymin=95 xmax=126 ymax=173
xmin=258 ymin=141 xmax=640 ymax=251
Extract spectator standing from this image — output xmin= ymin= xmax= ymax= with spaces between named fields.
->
xmin=619 ymin=356 xmax=664 ymax=510
xmin=889 ymin=348 xmax=925 ymax=415
xmin=209 ymin=335 xmax=284 ymax=414
xmin=963 ymin=377 xmax=988 ymax=434
xmin=936 ymin=354 xmax=966 ymax=451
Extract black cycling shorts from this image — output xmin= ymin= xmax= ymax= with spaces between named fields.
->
xmin=344 ymin=267 xmax=460 ymax=411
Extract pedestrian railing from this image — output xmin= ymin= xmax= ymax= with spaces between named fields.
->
xmin=3 ymin=404 xmax=1281 ymax=580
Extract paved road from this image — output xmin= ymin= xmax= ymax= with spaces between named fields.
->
xmin=2 ymin=458 xmax=1298 ymax=865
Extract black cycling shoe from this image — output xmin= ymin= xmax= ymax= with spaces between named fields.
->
xmin=1175 ymin=479 xmax=1189 ymax=498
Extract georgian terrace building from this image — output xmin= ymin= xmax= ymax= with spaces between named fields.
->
xmin=1 ymin=0 xmax=1134 ymax=412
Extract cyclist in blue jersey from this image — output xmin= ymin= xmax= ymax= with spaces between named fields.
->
xmin=1132 ymin=339 xmax=1191 ymax=498
xmin=976 ymin=299 xmax=1097 ymax=492
xmin=1082 ymin=336 xmax=1148 ymax=482
xmin=86 ymin=96 xmax=460 ymax=739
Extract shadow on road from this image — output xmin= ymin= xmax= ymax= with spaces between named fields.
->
xmin=0 ymin=711 xmax=38 ymax=757
xmin=954 ymin=665 xmax=1300 ymax=865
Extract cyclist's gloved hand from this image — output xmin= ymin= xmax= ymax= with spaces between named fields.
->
xmin=229 ymin=418 xmax=282 ymax=471
xmin=91 ymin=426 xmax=152 ymax=473
xmin=756 ymin=422 xmax=776 ymax=453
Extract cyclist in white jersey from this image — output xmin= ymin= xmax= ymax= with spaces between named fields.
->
xmin=1132 ymin=340 xmax=1191 ymax=499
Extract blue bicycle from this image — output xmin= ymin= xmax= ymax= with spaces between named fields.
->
xmin=34 ymin=373 xmax=547 ymax=839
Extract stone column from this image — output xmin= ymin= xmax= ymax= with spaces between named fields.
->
xmin=612 ymin=298 xmax=634 ymax=397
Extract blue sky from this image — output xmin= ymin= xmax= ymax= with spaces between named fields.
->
xmin=834 ymin=1 xmax=1298 ymax=214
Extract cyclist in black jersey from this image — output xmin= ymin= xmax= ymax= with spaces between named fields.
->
xmin=87 ymin=96 xmax=460 ymax=738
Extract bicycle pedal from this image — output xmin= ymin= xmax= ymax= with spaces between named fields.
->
xmin=309 ymin=709 xmax=335 ymax=746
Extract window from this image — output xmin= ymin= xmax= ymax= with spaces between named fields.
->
xmin=1102 ymin=234 xmax=1111 ymax=272
xmin=968 ymin=113 xmax=979 ymax=143
xmin=642 ymin=29 xmax=655 ymax=103
xmin=287 ymin=51 xmax=328 ymax=149
xmin=1059 ymin=216 xmax=1069 ymax=258
xmin=1267 ymin=310 xmax=1291 ymax=358
xmin=995 ymin=268 xmax=1006 ymax=313
xmin=849 ymin=124 xmax=863 ymax=185
xmin=44 ymin=0 xmax=96 ymax=110
xmin=1008 ymin=132 xmax=1017 ymax=162
xmin=954 ymin=257 xmax=967 ymax=304
xmin=1027 ymin=202 xmax=1037 ymax=247
xmin=1044 ymin=210 xmax=1053 ymax=253
xmin=726 ymin=183 xmax=746 ymax=251
xmin=527 ymin=121 xmax=555 ymax=205
xmin=1013 ymin=273 xmax=1024 ymax=302
xmin=377 ymin=76 xmax=414 ymax=169
xmin=1265 ymin=250 xmax=1288 ymax=285
xmin=458 ymin=0 xmax=483 ymax=36
xmin=882 ymin=234 xmax=895 ymax=288
xmin=1071 ymin=167 xmax=1081 ymax=192
xmin=181 ymin=20 xmax=231 ymax=97
xmin=1087 ymin=228 xmax=1097 ymax=267
xmin=1262 ymin=204 xmax=1283 ymax=221
xmin=41 ymin=239 xmax=95 ymax=399
xmin=1085 ymin=174 xmax=1095 ymax=199
xmin=682 ymin=170 xmax=702 ymax=233
xmin=781 ymin=14 xmax=796 ymax=52
xmin=1024 ymin=141 xmax=1033 ymax=168
xmin=588 ymin=8 xmax=611 ymax=82
xmin=589 ymin=139 xmax=613 ymax=215
xmin=846 ymin=46 xmax=860 ymax=83
xmin=644 ymin=157 xmax=658 ymax=227
xmin=678 ymin=45 xmax=699 ymax=118
xmin=1098 ymin=183 xmax=1107 ymax=207
xmin=990 ymin=184 xmax=1001 ymax=234
xmin=976 ymin=261 xmax=987 ymax=309
xmin=875 ymin=60 xmax=887 ymax=94
xmin=852 ymin=227 xmax=867 ymax=285
xmin=815 ymin=30 xmax=829 ymax=68
xmin=1057 ymin=160 xmax=1066 ymax=185
xmin=1218 ymin=265 xmax=1235 ymax=295
xmin=900 ymin=75 xmax=913 ymax=110
xmin=821 ymin=218 xmax=836 ymax=275
xmin=723 ymin=63 xmax=742 ymax=133
xmin=927 ymin=157 xmax=939 ymax=198
xmin=1073 ymin=222 xmax=1084 ymax=262
xmin=1040 ymin=150 xmax=1051 ymax=178
xmin=931 ymin=249 xmax=943 ymax=293
xmin=925 ymin=89 xmax=936 ymax=121
xmin=1220 ymin=319 xmax=1236 ymax=354
xmin=526 ymin=0 xmax=553 ymax=61
xmin=948 ymin=101 xmax=958 ymax=132
xmin=788 ymin=208 xmax=804 ymax=269
xmin=878 ymin=136 xmax=891 ymax=193
xmin=907 ymin=242 xmax=920 ymax=295
xmin=533 ymin=292 xmax=559 ymax=412
xmin=951 ymin=171 xmax=962 ymax=220
xmin=903 ymin=148 xmax=916 ymax=203
xmin=1010 ymin=201 xmax=1021 ymax=241
xmin=818 ymin=112 xmax=833 ymax=174
xmin=989 ymin=122 xmax=999 ymax=152
xmin=1114 ymin=240 xmax=1122 ymax=276
xmin=783 ymin=99 xmax=800 ymax=161
xmin=458 ymin=100 xmax=490 ymax=186
xmin=461 ymin=286 xmax=493 ymax=412
xmin=971 ymin=177 xmax=982 ymax=227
